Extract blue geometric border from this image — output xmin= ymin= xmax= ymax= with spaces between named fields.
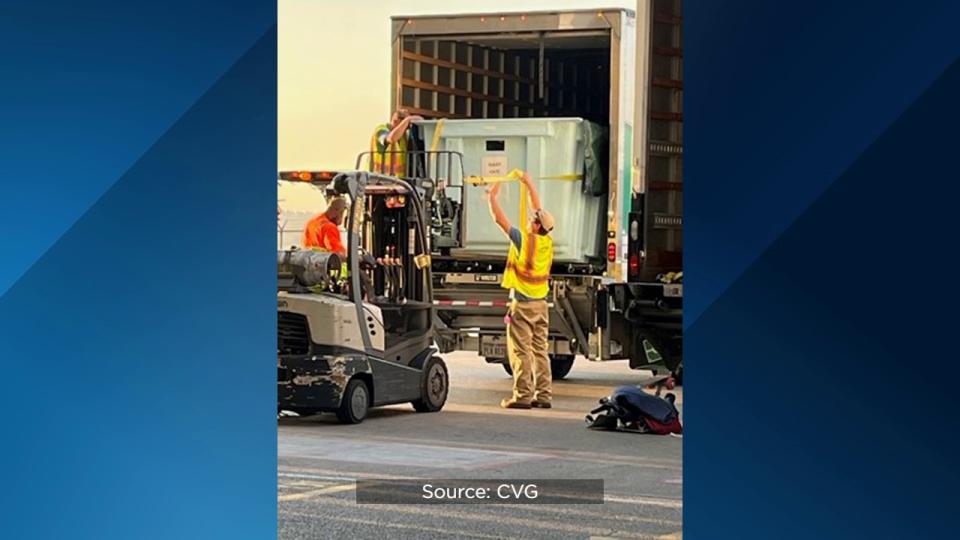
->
xmin=685 ymin=1 xmax=960 ymax=537
xmin=0 ymin=3 xmax=276 ymax=537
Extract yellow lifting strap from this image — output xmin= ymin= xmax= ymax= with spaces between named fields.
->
xmin=465 ymin=170 xmax=583 ymax=185
xmin=429 ymin=118 xmax=446 ymax=153
xmin=466 ymin=168 xmax=582 ymax=230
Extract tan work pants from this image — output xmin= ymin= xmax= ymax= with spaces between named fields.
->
xmin=507 ymin=299 xmax=551 ymax=403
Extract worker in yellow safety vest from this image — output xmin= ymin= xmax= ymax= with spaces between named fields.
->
xmin=485 ymin=173 xmax=556 ymax=409
xmin=369 ymin=108 xmax=422 ymax=176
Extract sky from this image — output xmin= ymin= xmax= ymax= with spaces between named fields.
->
xmin=278 ymin=0 xmax=635 ymax=171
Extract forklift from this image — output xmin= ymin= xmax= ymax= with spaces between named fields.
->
xmin=277 ymin=169 xmax=447 ymax=423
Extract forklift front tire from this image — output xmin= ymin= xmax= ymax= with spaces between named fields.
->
xmin=336 ymin=378 xmax=370 ymax=424
xmin=412 ymin=356 xmax=448 ymax=413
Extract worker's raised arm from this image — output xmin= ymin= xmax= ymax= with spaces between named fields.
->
xmin=519 ymin=173 xmax=543 ymax=211
xmin=386 ymin=115 xmax=424 ymax=144
xmin=486 ymin=182 xmax=511 ymax=236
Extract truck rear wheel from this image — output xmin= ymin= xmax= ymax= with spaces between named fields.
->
xmin=671 ymin=365 xmax=683 ymax=386
xmin=550 ymin=355 xmax=575 ymax=380
xmin=501 ymin=355 xmax=574 ymax=380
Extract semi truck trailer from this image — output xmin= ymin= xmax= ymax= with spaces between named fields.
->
xmin=378 ymin=3 xmax=683 ymax=379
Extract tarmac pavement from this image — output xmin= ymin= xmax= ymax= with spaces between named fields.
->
xmin=278 ymin=352 xmax=683 ymax=540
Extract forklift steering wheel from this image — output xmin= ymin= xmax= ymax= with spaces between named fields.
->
xmin=359 ymin=249 xmax=379 ymax=270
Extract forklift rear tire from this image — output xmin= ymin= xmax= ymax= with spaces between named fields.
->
xmin=335 ymin=378 xmax=370 ymax=424
xmin=412 ymin=356 xmax=448 ymax=413
xmin=501 ymin=355 xmax=575 ymax=380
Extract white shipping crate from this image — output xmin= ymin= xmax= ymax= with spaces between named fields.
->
xmin=418 ymin=118 xmax=604 ymax=263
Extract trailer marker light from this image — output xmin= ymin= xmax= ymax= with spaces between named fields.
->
xmin=297 ymin=171 xmax=312 ymax=181
xmin=629 ymin=254 xmax=640 ymax=276
xmin=607 ymin=242 xmax=616 ymax=262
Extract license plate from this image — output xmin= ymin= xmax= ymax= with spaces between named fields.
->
xmin=481 ymin=338 xmax=507 ymax=358
xmin=664 ymin=284 xmax=683 ymax=298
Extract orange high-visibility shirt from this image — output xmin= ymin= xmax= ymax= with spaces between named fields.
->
xmin=302 ymin=214 xmax=344 ymax=254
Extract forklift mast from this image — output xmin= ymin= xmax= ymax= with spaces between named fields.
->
xmin=355 ymin=148 xmax=468 ymax=253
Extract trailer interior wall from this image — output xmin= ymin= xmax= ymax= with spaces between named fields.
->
xmin=396 ymin=34 xmax=610 ymax=124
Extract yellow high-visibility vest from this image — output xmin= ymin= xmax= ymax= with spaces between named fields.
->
xmin=369 ymin=123 xmax=407 ymax=176
xmin=502 ymin=232 xmax=553 ymax=299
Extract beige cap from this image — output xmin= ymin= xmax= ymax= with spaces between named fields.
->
xmin=535 ymin=209 xmax=555 ymax=233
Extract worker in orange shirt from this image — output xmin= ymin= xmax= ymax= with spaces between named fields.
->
xmin=302 ymin=197 xmax=347 ymax=257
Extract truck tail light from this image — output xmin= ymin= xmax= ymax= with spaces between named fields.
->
xmin=607 ymin=242 xmax=616 ymax=262
xmin=629 ymin=253 xmax=640 ymax=276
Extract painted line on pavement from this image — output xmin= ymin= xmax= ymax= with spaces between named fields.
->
xmin=278 ymin=482 xmax=355 ymax=501
xmin=605 ymin=495 xmax=682 ymax=509
xmin=279 ymin=472 xmax=360 ymax=482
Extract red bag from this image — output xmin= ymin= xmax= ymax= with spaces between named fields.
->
xmin=642 ymin=415 xmax=683 ymax=435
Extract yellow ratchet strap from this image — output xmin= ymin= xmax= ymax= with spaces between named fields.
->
xmin=467 ymin=168 xmax=582 ymax=228
xmin=465 ymin=169 xmax=583 ymax=185
xmin=429 ymin=118 xmax=446 ymax=152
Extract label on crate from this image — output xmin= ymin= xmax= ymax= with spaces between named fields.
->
xmin=482 ymin=156 xmax=508 ymax=177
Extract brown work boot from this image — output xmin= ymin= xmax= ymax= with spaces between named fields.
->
xmin=500 ymin=398 xmax=532 ymax=409
xmin=531 ymin=400 xmax=552 ymax=409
